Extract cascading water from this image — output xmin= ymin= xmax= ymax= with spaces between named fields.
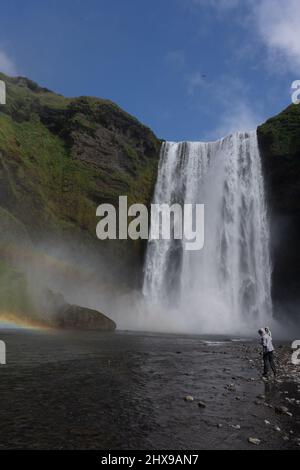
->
xmin=143 ymin=131 xmax=273 ymax=334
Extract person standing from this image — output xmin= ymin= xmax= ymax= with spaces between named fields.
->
xmin=258 ymin=328 xmax=276 ymax=378
xmin=265 ymin=326 xmax=272 ymax=338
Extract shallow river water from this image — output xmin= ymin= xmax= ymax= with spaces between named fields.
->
xmin=0 ymin=329 xmax=299 ymax=450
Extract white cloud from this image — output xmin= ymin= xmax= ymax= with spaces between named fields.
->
xmin=255 ymin=0 xmax=300 ymax=71
xmin=211 ymin=101 xmax=262 ymax=139
xmin=0 ymin=48 xmax=17 ymax=75
xmin=189 ymin=0 xmax=300 ymax=71
xmin=180 ymin=0 xmax=298 ymax=139
xmin=199 ymin=75 xmax=262 ymax=139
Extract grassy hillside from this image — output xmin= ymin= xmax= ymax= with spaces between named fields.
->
xmin=0 ymin=72 xmax=160 ymax=232
xmin=0 ymin=72 xmax=161 ymax=287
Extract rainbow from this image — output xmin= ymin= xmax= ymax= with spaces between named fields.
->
xmin=0 ymin=311 xmax=52 ymax=331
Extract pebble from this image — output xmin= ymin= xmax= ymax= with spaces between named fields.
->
xmin=275 ymin=406 xmax=289 ymax=414
xmin=198 ymin=401 xmax=206 ymax=408
xmin=274 ymin=426 xmax=281 ymax=432
xmin=248 ymin=437 xmax=261 ymax=446
xmin=184 ymin=395 xmax=194 ymax=402
xmin=230 ymin=424 xmax=241 ymax=430
xmin=264 ymin=420 xmax=271 ymax=425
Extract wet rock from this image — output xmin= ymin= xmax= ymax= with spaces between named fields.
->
xmin=275 ymin=405 xmax=289 ymax=414
xmin=264 ymin=403 xmax=273 ymax=409
xmin=226 ymin=383 xmax=236 ymax=391
xmin=198 ymin=401 xmax=206 ymax=408
xmin=257 ymin=394 xmax=265 ymax=400
xmin=248 ymin=437 xmax=261 ymax=446
xmin=184 ymin=395 xmax=194 ymax=402
xmin=53 ymin=303 xmax=116 ymax=331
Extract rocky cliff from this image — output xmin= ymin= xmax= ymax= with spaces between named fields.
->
xmin=257 ymin=103 xmax=300 ymax=318
xmin=0 ymin=72 xmax=161 ymax=326
xmin=1 ymin=71 xmax=300 ymax=323
xmin=0 ymin=72 xmax=161 ymax=285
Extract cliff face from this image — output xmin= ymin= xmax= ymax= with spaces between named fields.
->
xmin=257 ymin=103 xmax=300 ymax=317
xmin=1 ymin=71 xmax=300 ymax=321
xmin=0 ymin=73 xmax=161 ymax=289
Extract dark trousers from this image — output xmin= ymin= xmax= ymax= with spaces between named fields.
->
xmin=263 ymin=351 xmax=276 ymax=376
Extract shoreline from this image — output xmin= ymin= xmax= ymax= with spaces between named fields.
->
xmin=0 ymin=329 xmax=299 ymax=449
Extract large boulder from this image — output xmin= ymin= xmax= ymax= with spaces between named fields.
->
xmin=43 ymin=289 xmax=116 ymax=331
xmin=53 ymin=304 xmax=116 ymax=331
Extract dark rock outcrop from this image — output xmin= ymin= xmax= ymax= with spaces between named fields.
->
xmin=257 ymin=103 xmax=300 ymax=318
xmin=43 ymin=289 xmax=116 ymax=330
xmin=53 ymin=304 xmax=116 ymax=331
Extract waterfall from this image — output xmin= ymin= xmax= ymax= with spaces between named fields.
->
xmin=143 ymin=131 xmax=272 ymax=333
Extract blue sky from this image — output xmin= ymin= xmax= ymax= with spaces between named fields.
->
xmin=0 ymin=0 xmax=299 ymax=141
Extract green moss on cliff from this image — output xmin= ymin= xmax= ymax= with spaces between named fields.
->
xmin=0 ymin=72 xmax=161 ymax=285
xmin=0 ymin=73 xmax=160 ymax=236
xmin=258 ymin=104 xmax=300 ymax=158
xmin=257 ymin=103 xmax=300 ymax=213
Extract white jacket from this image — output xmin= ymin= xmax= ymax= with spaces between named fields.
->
xmin=261 ymin=333 xmax=274 ymax=352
